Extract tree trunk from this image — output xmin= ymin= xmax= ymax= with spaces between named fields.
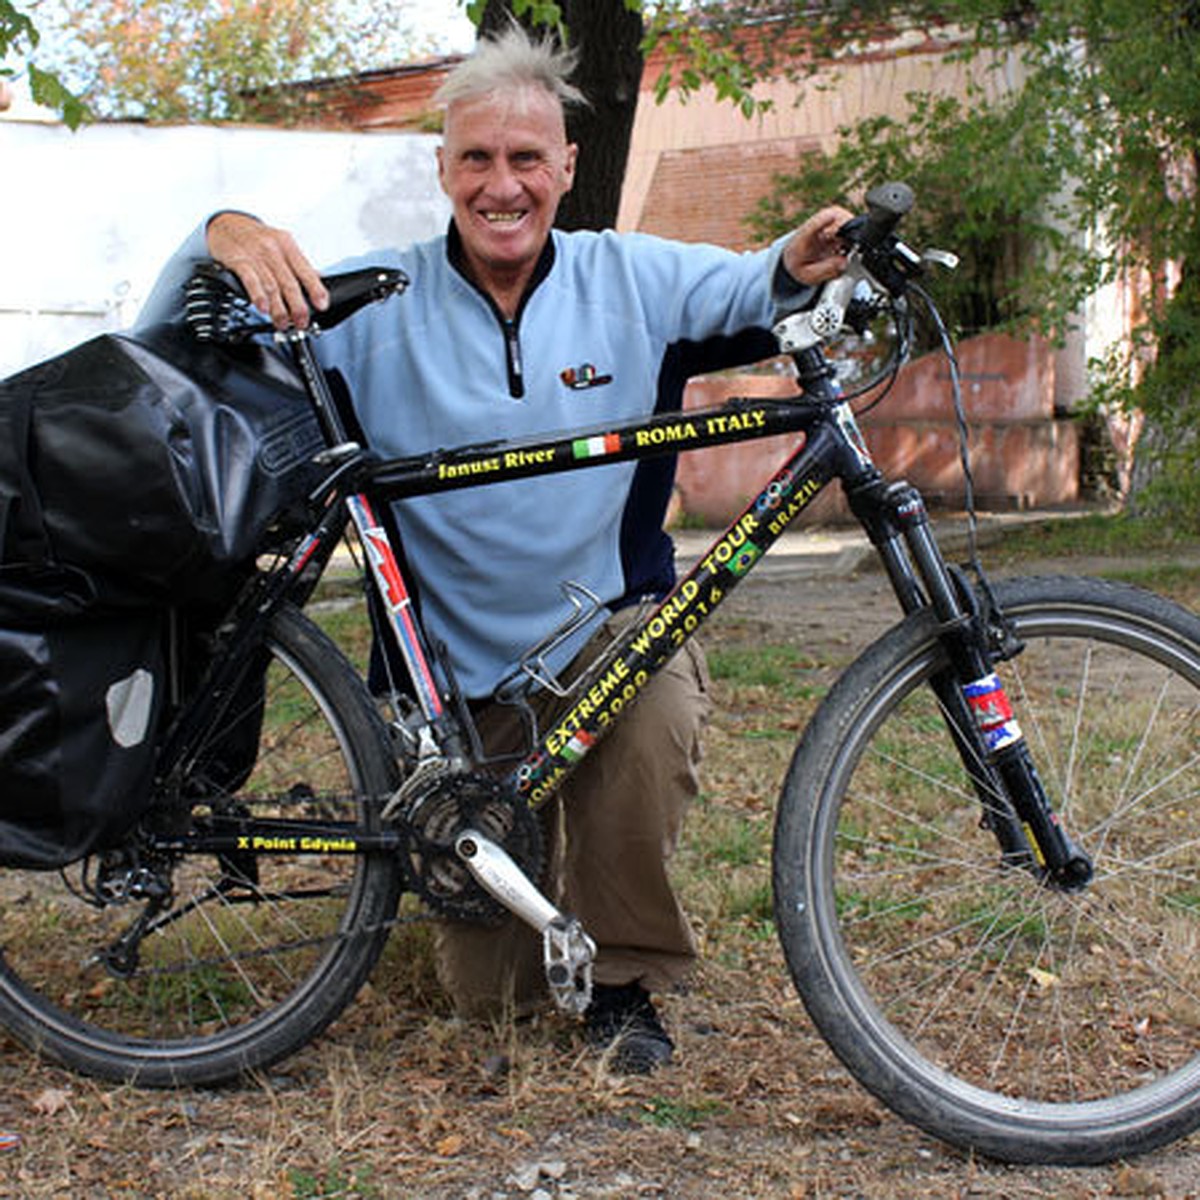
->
xmin=1126 ymin=141 xmax=1200 ymax=515
xmin=477 ymin=1 xmax=645 ymax=231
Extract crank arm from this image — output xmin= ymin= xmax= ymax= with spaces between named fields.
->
xmin=454 ymin=830 xmax=596 ymax=1014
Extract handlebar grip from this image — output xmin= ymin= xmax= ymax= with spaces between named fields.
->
xmin=865 ymin=181 xmax=914 ymax=226
xmin=838 ymin=181 xmax=915 ymax=252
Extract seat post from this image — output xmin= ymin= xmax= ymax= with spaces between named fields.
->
xmin=283 ymin=330 xmax=351 ymax=448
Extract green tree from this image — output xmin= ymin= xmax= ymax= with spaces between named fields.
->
xmin=1 ymin=0 xmax=85 ymax=125
xmin=48 ymin=0 xmax=415 ymax=122
xmin=648 ymin=1 xmax=1200 ymax=519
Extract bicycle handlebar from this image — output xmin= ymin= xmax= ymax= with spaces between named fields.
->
xmin=839 ymin=181 xmax=915 ymax=253
xmin=773 ymin=180 xmax=949 ymax=360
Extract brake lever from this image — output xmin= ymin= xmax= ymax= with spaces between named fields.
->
xmin=771 ymin=182 xmax=958 ymax=357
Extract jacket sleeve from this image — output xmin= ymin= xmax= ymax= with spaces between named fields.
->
xmin=134 ymin=222 xmax=214 ymax=330
xmin=626 ymin=230 xmax=808 ymax=344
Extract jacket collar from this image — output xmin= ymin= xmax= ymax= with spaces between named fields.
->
xmin=445 ymin=220 xmax=557 ymax=315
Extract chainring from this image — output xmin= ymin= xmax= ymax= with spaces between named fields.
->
xmin=398 ymin=770 xmax=542 ymax=922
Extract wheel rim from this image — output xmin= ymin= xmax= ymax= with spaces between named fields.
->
xmin=0 ymin=625 xmax=386 ymax=1072
xmin=807 ymin=593 xmax=1200 ymax=1129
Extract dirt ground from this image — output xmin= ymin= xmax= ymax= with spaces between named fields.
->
xmin=2 ymin=530 xmax=1200 ymax=1199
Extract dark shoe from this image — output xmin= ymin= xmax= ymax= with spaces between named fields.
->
xmin=584 ymin=982 xmax=674 ymax=1074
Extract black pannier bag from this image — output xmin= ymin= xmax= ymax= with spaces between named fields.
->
xmin=0 ymin=322 xmax=327 ymax=605
xmin=0 ymin=324 xmax=325 ymax=867
xmin=0 ymin=567 xmax=166 ymax=868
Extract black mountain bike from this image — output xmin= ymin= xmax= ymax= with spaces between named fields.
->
xmin=3 ymin=184 xmax=1200 ymax=1167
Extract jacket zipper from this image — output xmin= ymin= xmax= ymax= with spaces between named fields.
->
xmin=503 ymin=318 xmax=524 ymax=399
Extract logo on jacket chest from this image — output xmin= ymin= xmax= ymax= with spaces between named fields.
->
xmin=560 ymin=362 xmax=613 ymax=390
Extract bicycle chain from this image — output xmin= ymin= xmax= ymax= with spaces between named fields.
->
xmin=96 ymin=772 xmax=542 ymax=978
xmin=120 ymin=904 xmax=435 ymax=979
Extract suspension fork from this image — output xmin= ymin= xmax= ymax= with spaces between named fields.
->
xmin=851 ymin=477 xmax=1094 ymax=889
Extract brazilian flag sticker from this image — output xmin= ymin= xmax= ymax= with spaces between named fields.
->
xmin=728 ymin=541 xmax=762 ymax=577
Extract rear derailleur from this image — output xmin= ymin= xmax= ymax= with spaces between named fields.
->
xmin=75 ymin=844 xmax=177 ymax=979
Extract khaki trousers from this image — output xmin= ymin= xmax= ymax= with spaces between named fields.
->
xmin=434 ymin=611 xmax=712 ymax=1019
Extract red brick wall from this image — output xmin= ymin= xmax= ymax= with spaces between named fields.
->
xmin=673 ymin=333 xmax=1079 ymax=526
xmin=639 ymin=137 xmax=820 ymax=250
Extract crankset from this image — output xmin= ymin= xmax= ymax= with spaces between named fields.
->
xmin=395 ymin=769 xmax=543 ymax=922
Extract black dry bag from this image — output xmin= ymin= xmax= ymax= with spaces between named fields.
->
xmin=0 ymin=568 xmax=166 ymax=868
xmin=0 ymin=322 xmax=326 ymax=604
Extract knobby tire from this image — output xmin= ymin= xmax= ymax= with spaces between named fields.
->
xmin=0 ymin=605 xmax=403 ymax=1087
xmin=773 ymin=575 xmax=1200 ymax=1165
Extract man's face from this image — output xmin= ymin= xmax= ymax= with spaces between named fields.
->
xmin=437 ymin=85 xmax=577 ymax=299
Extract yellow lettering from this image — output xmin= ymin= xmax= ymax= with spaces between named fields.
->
xmin=438 ymin=457 xmax=501 ymax=480
xmin=531 ymin=766 xmax=567 ymax=804
xmin=299 ymin=836 xmax=357 ymax=853
xmin=503 ymin=448 xmax=555 ymax=469
xmin=705 ymin=410 xmax=767 ymax=437
xmin=700 ymin=512 xmax=761 ymax=574
xmin=766 ymin=477 xmax=822 ymax=535
xmin=634 ymin=421 xmax=698 ymax=448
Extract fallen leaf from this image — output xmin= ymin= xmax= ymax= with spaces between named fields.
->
xmin=1026 ymin=967 xmax=1059 ymax=989
xmin=31 ymin=1088 xmax=72 ymax=1117
xmin=435 ymin=1133 xmax=464 ymax=1156
xmin=497 ymin=1125 xmax=535 ymax=1144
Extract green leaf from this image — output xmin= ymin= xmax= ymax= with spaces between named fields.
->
xmin=1 ymin=0 xmax=39 ymax=54
xmin=28 ymin=62 xmax=89 ymax=129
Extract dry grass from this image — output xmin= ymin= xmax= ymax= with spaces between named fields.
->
xmin=3 ymin=519 xmax=1200 ymax=1198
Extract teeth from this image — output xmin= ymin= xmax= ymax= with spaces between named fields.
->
xmin=484 ymin=212 xmax=523 ymax=223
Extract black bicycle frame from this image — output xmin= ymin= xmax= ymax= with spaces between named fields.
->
xmin=366 ymin=395 xmax=867 ymax=805
xmin=165 ymin=332 xmax=1091 ymax=888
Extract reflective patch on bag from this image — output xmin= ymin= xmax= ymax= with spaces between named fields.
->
xmin=106 ymin=666 xmax=156 ymax=749
xmin=0 ymin=609 xmax=166 ymax=868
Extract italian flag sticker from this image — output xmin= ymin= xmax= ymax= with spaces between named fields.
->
xmin=572 ymin=433 xmax=622 ymax=460
xmin=561 ymin=729 xmax=596 ymax=763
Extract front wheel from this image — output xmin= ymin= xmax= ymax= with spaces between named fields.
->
xmin=0 ymin=604 xmax=403 ymax=1086
xmin=773 ymin=575 xmax=1200 ymax=1164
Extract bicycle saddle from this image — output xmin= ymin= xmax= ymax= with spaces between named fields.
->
xmin=185 ymin=260 xmax=409 ymax=342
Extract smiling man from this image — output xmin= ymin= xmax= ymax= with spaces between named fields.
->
xmin=436 ymin=71 xmax=578 ymax=318
xmin=140 ymin=24 xmax=850 ymax=1074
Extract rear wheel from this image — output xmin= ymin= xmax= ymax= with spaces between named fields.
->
xmin=0 ymin=604 xmax=403 ymax=1086
xmin=773 ymin=576 xmax=1200 ymax=1164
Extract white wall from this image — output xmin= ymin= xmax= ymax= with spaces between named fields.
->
xmin=0 ymin=117 xmax=450 ymax=376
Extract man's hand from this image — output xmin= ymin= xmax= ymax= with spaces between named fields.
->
xmin=206 ymin=213 xmax=329 ymax=330
xmin=781 ymin=205 xmax=856 ymax=287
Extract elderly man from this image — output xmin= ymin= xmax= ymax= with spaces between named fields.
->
xmin=140 ymin=24 xmax=850 ymax=1073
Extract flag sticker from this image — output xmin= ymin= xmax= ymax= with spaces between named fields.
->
xmin=571 ymin=433 xmax=622 ymax=460
xmin=560 ymin=729 xmax=596 ymax=763
xmin=728 ymin=541 xmax=763 ymax=577
xmin=963 ymin=672 xmax=1022 ymax=751
xmin=561 ymin=363 xmax=613 ymax=389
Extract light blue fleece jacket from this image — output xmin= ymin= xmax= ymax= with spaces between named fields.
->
xmin=139 ymin=223 xmax=791 ymax=698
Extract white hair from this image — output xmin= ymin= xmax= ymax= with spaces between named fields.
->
xmin=434 ymin=22 xmax=586 ymax=112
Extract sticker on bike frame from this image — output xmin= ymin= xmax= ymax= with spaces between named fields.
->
xmin=235 ymin=834 xmax=360 ymax=853
xmin=963 ymin=672 xmax=1022 ymax=751
xmin=346 ymin=492 xmax=444 ymax=719
xmin=398 ymin=405 xmax=785 ymax=494
xmin=511 ymin=460 xmax=829 ymax=806
xmin=834 ymin=401 xmax=873 ymax=469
